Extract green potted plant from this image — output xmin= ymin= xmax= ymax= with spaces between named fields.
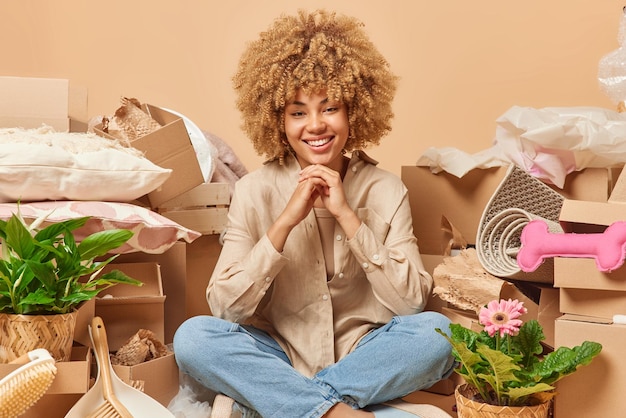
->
xmin=436 ymin=298 xmax=602 ymax=417
xmin=0 ymin=208 xmax=142 ymax=361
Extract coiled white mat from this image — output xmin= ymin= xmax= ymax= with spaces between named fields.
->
xmin=475 ymin=165 xmax=564 ymax=283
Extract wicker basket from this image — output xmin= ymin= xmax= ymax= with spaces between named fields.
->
xmin=455 ymin=385 xmax=550 ymax=418
xmin=0 ymin=311 xmax=78 ymax=362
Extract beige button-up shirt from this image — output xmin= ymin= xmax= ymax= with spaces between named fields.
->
xmin=207 ymin=151 xmax=432 ymax=377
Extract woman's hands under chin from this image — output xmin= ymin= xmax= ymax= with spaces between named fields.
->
xmin=298 ymin=164 xmax=348 ymax=215
xmin=299 ymin=164 xmax=361 ymax=239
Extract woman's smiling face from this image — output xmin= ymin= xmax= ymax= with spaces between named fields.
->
xmin=283 ymin=89 xmax=349 ymax=172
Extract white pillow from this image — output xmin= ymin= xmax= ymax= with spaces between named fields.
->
xmin=0 ymin=126 xmax=171 ymax=203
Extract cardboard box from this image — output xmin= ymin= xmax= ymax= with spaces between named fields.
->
xmin=402 ymin=390 xmax=457 ymax=418
xmin=186 ymin=234 xmax=223 ymax=317
xmin=0 ymin=76 xmax=88 ymax=132
xmin=21 ymin=394 xmax=84 ymax=418
xmin=115 ymin=241 xmax=187 ymax=344
xmin=95 ymin=262 xmax=166 ymax=351
xmin=553 ymin=315 xmax=620 ymax=418
xmin=402 ymin=166 xmax=510 ymax=255
xmin=402 ymin=166 xmax=620 ymax=256
xmin=559 ymin=287 xmax=626 ymax=320
xmin=558 ymin=166 xmax=622 ymax=202
xmin=73 ymin=298 xmax=95 ymax=349
xmin=419 ymin=254 xmax=448 ymax=313
xmin=559 ymin=198 xmax=626 ymax=234
xmin=158 ymin=182 xmax=230 ymax=235
xmin=555 ymin=199 xmax=626 ymax=291
xmin=535 ymin=285 xmax=560 ymax=348
xmin=0 ymin=345 xmax=91 ymax=395
xmin=94 ymin=105 xmax=204 ymax=208
xmin=0 ymin=345 xmax=92 ymax=418
xmin=112 ymin=351 xmax=179 ymax=407
xmin=554 ymin=257 xmax=626 ymax=291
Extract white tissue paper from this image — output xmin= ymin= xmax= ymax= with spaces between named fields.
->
xmin=417 ymin=106 xmax=626 ymax=188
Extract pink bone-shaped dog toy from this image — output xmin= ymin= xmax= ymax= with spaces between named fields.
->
xmin=517 ymin=219 xmax=626 ymax=273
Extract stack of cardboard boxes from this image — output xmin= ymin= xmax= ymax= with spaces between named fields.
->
xmin=0 ymin=76 xmax=230 ymax=417
xmin=401 ymin=164 xmax=623 ymax=417
xmin=552 ymin=172 xmax=626 ymax=418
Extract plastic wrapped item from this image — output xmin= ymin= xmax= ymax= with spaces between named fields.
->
xmin=167 ymin=372 xmax=214 ymax=418
xmin=598 ymin=9 xmax=626 ymax=107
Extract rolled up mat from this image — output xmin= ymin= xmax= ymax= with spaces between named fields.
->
xmin=475 ymin=165 xmax=564 ymax=283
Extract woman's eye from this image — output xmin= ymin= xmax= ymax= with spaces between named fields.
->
xmin=324 ymin=107 xmax=338 ymax=113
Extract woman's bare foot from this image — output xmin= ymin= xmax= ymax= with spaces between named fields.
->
xmin=323 ymin=402 xmax=374 ymax=417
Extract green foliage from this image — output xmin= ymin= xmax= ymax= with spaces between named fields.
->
xmin=0 ymin=209 xmax=142 ymax=315
xmin=436 ymin=319 xmax=602 ymax=406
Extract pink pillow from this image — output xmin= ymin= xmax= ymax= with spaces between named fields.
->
xmin=518 ymin=219 xmax=626 ymax=273
xmin=0 ymin=201 xmax=201 ymax=254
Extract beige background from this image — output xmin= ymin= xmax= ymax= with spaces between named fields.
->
xmin=1 ymin=1 xmax=624 ymax=176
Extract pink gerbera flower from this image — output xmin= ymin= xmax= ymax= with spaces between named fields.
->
xmin=479 ymin=298 xmax=527 ymax=338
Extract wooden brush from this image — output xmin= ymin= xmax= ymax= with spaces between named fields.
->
xmin=85 ymin=317 xmax=133 ymax=418
xmin=0 ymin=348 xmax=57 ymax=417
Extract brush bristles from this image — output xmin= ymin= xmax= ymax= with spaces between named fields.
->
xmin=86 ymin=401 xmax=126 ymax=418
xmin=0 ymin=360 xmax=56 ymax=417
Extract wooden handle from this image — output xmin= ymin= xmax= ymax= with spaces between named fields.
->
xmin=91 ymin=316 xmax=133 ymax=418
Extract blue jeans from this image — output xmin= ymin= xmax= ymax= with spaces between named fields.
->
xmin=173 ymin=311 xmax=455 ymax=418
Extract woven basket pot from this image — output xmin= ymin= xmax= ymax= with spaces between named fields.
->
xmin=455 ymin=385 xmax=550 ymax=418
xmin=0 ymin=310 xmax=78 ymax=362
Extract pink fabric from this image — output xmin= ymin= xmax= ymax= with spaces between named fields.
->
xmin=0 ymin=201 xmax=201 ymax=254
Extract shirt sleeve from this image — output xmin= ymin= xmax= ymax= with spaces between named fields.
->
xmin=346 ymin=191 xmax=433 ymax=315
xmin=206 ymin=190 xmax=289 ymax=323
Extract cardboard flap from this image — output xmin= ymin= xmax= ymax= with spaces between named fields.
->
xmin=99 ymin=262 xmax=163 ymax=297
xmin=608 ymin=165 xmax=626 ymax=203
xmin=559 ymin=199 xmax=626 ymax=231
xmin=557 ymin=313 xmax=614 ymax=325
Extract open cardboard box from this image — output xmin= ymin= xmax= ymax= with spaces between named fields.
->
xmin=401 ymin=165 xmax=621 ymax=256
xmin=0 ymin=76 xmax=88 ymax=132
xmin=0 ymin=345 xmax=92 ymax=418
xmin=93 ymin=104 xmax=204 ymax=208
xmin=0 ymin=344 xmax=91 ymax=395
xmin=90 ymin=262 xmax=179 ymax=407
xmin=94 ymin=262 xmax=166 ymax=352
xmin=114 ymin=241 xmax=187 ymax=345
xmin=112 ymin=351 xmax=179 ymax=407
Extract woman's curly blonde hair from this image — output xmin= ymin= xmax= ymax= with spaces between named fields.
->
xmin=233 ymin=9 xmax=398 ymax=161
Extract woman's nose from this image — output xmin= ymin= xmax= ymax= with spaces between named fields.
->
xmin=307 ymin=114 xmax=326 ymax=132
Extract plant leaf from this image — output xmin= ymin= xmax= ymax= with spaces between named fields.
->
xmin=33 ymin=217 xmax=89 ymax=242
xmin=507 ymin=383 xmax=555 ymax=405
xmin=476 ymin=344 xmax=521 ymax=404
xmin=78 ymin=229 xmax=133 ymax=259
xmin=534 ymin=341 xmax=602 ymax=385
xmin=513 ymin=320 xmax=544 ymax=369
xmin=4 ymin=215 xmax=36 ymax=259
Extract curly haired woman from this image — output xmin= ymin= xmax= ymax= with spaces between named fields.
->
xmin=174 ymin=10 xmax=455 ymax=418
